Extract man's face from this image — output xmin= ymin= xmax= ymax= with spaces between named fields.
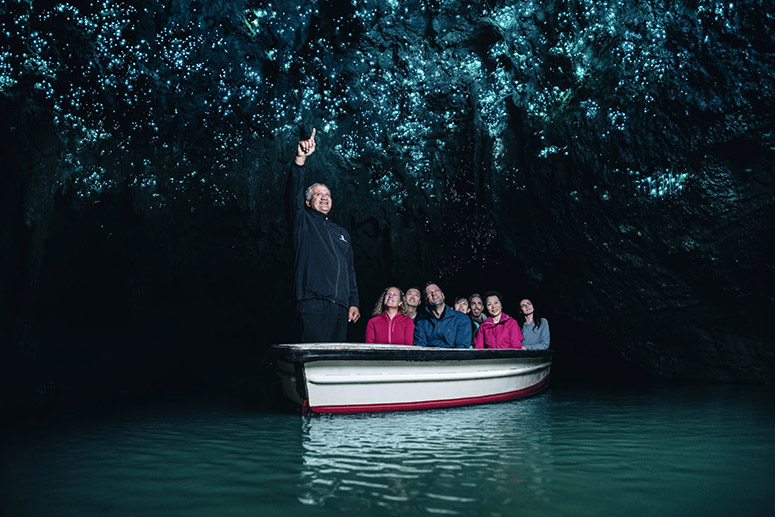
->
xmin=306 ymin=185 xmax=332 ymax=214
xmin=424 ymin=284 xmax=445 ymax=308
xmin=405 ymin=288 xmax=421 ymax=308
xmin=470 ymin=296 xmax=484 ymax=318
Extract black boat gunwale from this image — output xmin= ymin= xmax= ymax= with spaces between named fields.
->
xmin=272 ymin=343 xmax=554 ymax=363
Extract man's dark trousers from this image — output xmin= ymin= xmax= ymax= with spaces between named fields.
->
xmin=297 ymin=299 xmax=348 ymax=342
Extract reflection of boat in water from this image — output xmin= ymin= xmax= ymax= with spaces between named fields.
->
xmin=297 ymin=395 xmax=555 ymax=513
xmin=272 ymin=343 xmax=553 ymax=414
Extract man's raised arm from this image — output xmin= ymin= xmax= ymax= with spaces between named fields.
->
xmin=295 ymin=128 xmax=316 ymax=166
xmin=287 ymin=128 xmax=317 ymax=221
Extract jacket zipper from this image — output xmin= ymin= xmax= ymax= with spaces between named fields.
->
xmin=323 ymin=218 xmax=342 ymax=303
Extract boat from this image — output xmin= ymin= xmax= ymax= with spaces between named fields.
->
xmin=272 ymin=343 xmax=553 ymax=414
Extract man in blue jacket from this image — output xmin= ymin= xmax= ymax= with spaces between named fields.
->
xmin=413 ymin=282 xmax=473 ymax=348
xmin=286 ymin=128 xmax=360 ymax=342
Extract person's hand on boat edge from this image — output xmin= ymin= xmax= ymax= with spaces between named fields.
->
xmin=348 ymin=306 xmax=360 ymax=323
xmin=295 ymin=128 xmax=316 ymax=166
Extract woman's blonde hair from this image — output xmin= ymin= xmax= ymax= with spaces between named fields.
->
xmin=371 ymin=286 xmax=408 ymax=317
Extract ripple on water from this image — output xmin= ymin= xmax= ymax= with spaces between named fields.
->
xmin=3 ymin=385 xmax=775 ymax=517
xmin=296 ymin=395 xmax=556 ymax=514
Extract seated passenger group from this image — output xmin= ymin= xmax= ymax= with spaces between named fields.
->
xmin=365 ymin=282 xmax=550 ymax=349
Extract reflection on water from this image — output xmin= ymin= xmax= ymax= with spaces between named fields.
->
xmin=299 ymin=394 xmax=554 ymax=514
xmin=2 ymin=384 xmax=774 ymax=516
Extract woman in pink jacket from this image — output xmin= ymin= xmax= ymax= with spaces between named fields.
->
xmin=473 ymin=291 xmax=524 ymax=349
xmin=365 ymin=286 xmax=415 ymax=345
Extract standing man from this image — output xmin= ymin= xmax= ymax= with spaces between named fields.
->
xmin=286 ymin=128 xmax=360 ymax=342
xmin=413 ymin=282 xmax=472 ymax=348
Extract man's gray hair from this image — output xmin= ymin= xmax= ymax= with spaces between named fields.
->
xmin=305 ymin=183 xmax=330 ymax=201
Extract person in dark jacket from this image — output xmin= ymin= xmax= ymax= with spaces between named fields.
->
xmin=286 ymin=128 xmax=360 ymax=342
xmin=413 ymin=282 xmax=472 ymax=348
xmin=404 ymin=287 xmax=422 ymax=321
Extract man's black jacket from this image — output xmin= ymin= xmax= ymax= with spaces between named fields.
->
xmin=285 ymin=164 xmax=359 ymax=309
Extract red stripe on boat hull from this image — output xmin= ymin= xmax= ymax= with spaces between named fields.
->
xmin=309 ymin=376 xmax=550 ymax=414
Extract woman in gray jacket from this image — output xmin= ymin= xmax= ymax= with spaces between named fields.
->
xmin=518 ymin=299 xmax=550 ymax=350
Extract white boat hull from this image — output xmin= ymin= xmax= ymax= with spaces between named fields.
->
xmin=273 ymin=344 xmax=552 ymax=414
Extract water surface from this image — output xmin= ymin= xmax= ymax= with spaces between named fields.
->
xmin=3 ymin=383 xmax=773 ymax=516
